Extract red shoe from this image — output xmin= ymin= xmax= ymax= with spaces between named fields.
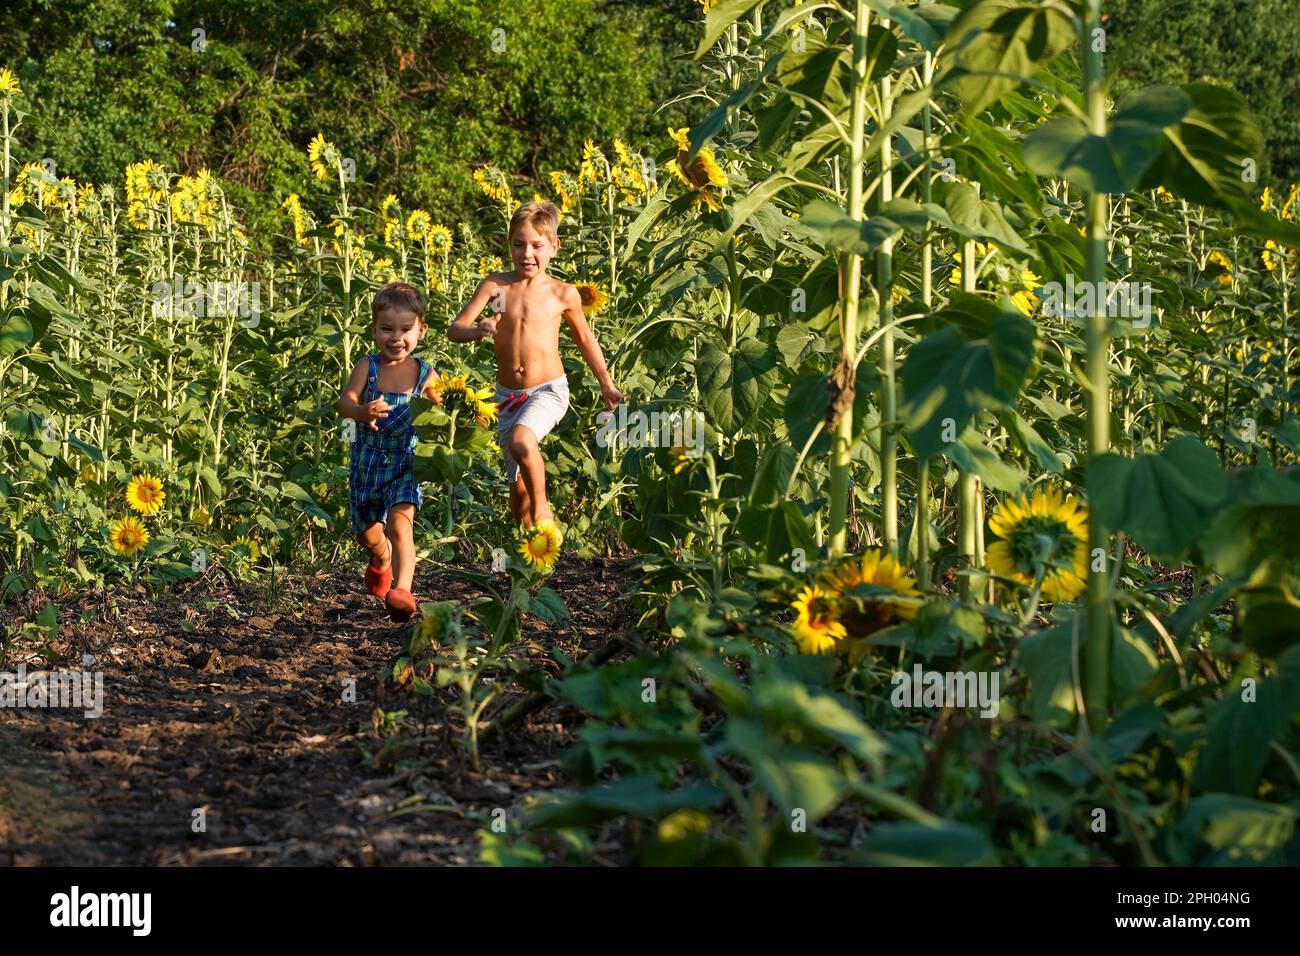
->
xmin=385 ymin=587 xmax=417 ymax=622
xmin=364 ymin=560 xmax=393 ymax=597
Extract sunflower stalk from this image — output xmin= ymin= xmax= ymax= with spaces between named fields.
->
xmin=876 ymin=18 xmax=899 ymax=557
xmin=827 ymin=0 xmax=871 ymax=558
xmin=1081 ymin=0 xmax=1111 ymax=731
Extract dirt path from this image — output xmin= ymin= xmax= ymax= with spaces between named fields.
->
xmin=0 ymin=556 xmax=632 ymax=865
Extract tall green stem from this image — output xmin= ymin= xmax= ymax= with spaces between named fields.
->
xmin=958 ymin=237 xmax=980 ymax=601
xmin=1082 ymin=0 xmax=1111 ymax=729
xmin=828 ymin=0 xmax=870 ymax=558
xmin=877 ymin=24 xmax=898 ymax=556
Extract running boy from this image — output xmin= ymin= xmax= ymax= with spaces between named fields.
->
xmin=336 ymin=282 xmax=443 ymax=621
xmin=448 ymin=201 xmax=622 ymax=530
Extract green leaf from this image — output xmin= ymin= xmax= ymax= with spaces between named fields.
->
xmin=525 ymin=777 xmax=725 ymax=830
xmin=900 ymin=309 xmax=1034 ymax=461
xmin=0 ymin=312 xmax=33 ymax=356
xmin=852 ymin=822 xmax=995 ymax=866
xmin=1017 ymin=618 xmax=1078 ymax=728
xmin=1140 ymin=83 xmax=1264 ymax=210
xmin=1193 ymin=675 xmax=1292 ymax=797
xmin=1179 ymin=795 xmax=1297 ymax=865
xmin=943 ymin=183 xmax=1032 ymax=254
xmin=279 ymin=481 xmax=333 ymax=526
xmin=945 ymin=1 xmax=1076 ymax=117
xmin=727 ymin=720 xmax=845 ymax=820
xmin=865 ymin=0 xmax=941 ymax=52
xmin=528 ymin=587 xmax=570 ymax=626
xmin=695 ymin=338 xmax=778 ymax=437
xmin=1022 ymin=88 xmax=1190 ymax=195
xmin=696 ymin=0 xmax=766 ymax=59
xmin=1087 ymin=436 xmax=1227 ymax=561
xmin=752 ymin=677 xmax=887 ymax=771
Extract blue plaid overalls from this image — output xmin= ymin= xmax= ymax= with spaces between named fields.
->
xmin=349 ymin=353 xmax=431 ymax=533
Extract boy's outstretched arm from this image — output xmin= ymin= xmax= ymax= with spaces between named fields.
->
xmin=448 ymin=277 xmax=500 ymax=343
xmin=561 ymin=285 xmax=623 ymax=411
xmin=336 ymin=358 xmax=392 ymax=430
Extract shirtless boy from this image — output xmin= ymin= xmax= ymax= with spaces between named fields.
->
xmin=447 ymin=200 xmax=622 ymax=527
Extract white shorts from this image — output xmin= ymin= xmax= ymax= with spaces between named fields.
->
xmin=494 ymin=374 xmax=570 ymax=484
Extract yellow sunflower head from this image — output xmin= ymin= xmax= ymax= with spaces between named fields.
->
xmin=574 ymin=282 xmax=609 ymax=316
xmin=667 ymin=126 xmax=727 ymax=211
xmin=986 ymin=486 xmax=1088 ymax=603
xmin=406 ymin=209 xmax=432 ymax=240
xmin=1207 ymin=250 xmax=1233 ymax=286
xmin=0 ymin=67 xmax=22 ymax=98
xmin=231 ymin=534 xmax=261 ymax=563
xmin=815 ymin=549 xmax=923 ymax=637
xmin=109 ymin=516 xmax=150 ymax=557
xmin=474 ymin=400 xmax=499 ymax=429
xmin=790 ymin=584 xmax=846 ymax=655
xmin=125 ymin=473 xmax=165 ymax=516
xmin=308 ymin=132 xmax=338 ymax=181
xmin=519 ymin=519 xmax=563 ymax=574
xmin=427 ymin=224 xmax=453 ymax=257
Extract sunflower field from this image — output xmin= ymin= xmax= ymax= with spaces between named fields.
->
xmin=5 ymin=0 xmax=1300 ymax=873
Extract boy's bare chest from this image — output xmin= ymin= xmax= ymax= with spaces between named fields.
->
xmin=498 ymin=296 xmax=562 ymax=334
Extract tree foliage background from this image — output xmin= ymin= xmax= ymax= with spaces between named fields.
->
xmin=0 ymin=0 xmax=1296 ymax=242
xmin=0 ymin=0 xmax=702 ymax=242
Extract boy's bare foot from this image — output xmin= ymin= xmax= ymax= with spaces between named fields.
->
xmin=385 ymin=587 xmax=417 ymax=622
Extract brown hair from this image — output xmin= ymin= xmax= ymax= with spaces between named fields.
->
xmin=509 ymin=200 xmax=560 ymax=245
xmin=372 ymin=281 xmax=427 ymax=323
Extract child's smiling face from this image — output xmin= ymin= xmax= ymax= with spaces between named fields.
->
xmin=509 ymin=221 xmax=558 ymax=278
xmin=372 ymin=306 xmax=426 ymax=361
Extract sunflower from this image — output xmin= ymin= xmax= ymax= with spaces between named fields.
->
xmin=406 ymin=209 xmax=432 ymax=240
xmin=280 ymin=193 xmax=308 ymax=244
xmin=427 ymin=224 xmax=453 ymax=257
xmin=986 ymin=487 xmax=1088 ymax=602
xmin=668 ymin=446 xmax=691 ymax=475
xmin=790 ymin=584 xmax=846 ymax=655
xmin=0 ymin=67 xmax=22 ymax=98
xmin=667 ymin=127 xmax=727 ymax=212
xmin=550 ymin=170 xmax=578 ymax=212
xmin=1011 ymin=268 xmax=1044 ymax=316
xmin=816 ymin=549 xmax=923 ymax=638
xmin=474 ymin=400 xmax=498 ymax=429
xmin=1281 ymin=183 xmax=1300 ymax=222
xmin=473 ymin=166 xmax=513 ymax=204
xmin=578 ymin=140 xmax=605 ymax=187
xmin=519 ymin=519 xmax=563 ymax=573
xmin=308 ymin=132 xmax=335 ymax=181
xmin=574 ymin=282 xmax=609 ymax=316
xmin=109 ymin=517 xmax=150 ymax=557
xmin=1263 ymin=240 xmax=1280 ymax=272
xmin=1207 ymin=250 xmax=1233 ymax=286
xmin=1260 ymin=186 xmax=1273 ymax=212
xmin=125 ymin=473 xmax=165 ymax=516
xmin=1154 ymin=185 xmax=1174 ymax=202
xmin=949 ymin=241 xmax=994 ymax=285
xmin=231 ymin=534 xmax=261 ymax=563
xmin=478 ymin=255 xmax=504 ymax=275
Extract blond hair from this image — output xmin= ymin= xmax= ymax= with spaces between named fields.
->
xmin=509 ymin=200 xmax=560 ymax=245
